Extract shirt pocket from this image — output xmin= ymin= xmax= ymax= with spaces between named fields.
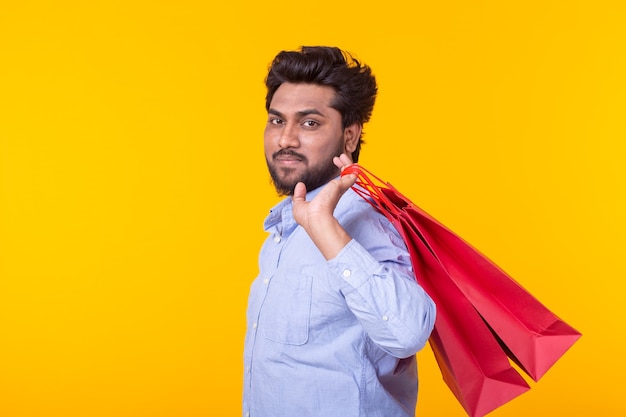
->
xmin=261 ymin=271 xmax=312 ymax=345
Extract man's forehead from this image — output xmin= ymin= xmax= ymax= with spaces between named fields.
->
xmin=270 ymin=83 xmax=337 ymax=114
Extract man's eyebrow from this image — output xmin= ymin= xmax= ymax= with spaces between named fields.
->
xmin=296 ymin=108 xmax=324 ymax=117
xmin=267 ymin=108 xmax=325 ymax=118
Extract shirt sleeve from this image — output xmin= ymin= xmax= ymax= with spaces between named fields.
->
xmin=327 ymin=238 xmax=436 ymax=359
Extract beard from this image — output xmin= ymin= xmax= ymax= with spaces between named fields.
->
xmin=267 ymin=142 xmax=345 ymax=196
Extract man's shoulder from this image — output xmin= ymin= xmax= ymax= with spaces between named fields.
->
xmin=336 ymin=187 xmax=385 ymax=222
xmin=338 ymin=186 xmax=371 ymax=209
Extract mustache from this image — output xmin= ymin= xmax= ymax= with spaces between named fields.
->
xmin=272 ymin=149 xmax=307 ymax=161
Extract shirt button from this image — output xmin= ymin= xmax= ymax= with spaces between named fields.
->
xmin=273 ymin=235 xmax=281 ymax=243
xmin=382 ymin=315 xmax=389 ymax=321
xmin=263 ymin=278 xmax=269 ymax=285
xmin=252 ymin=322 xmax=257 ymax=329
xmin=342 ymin=269 xmax=351 ymax=278
xmin=245 ymin=412 xmax=250 ymax=417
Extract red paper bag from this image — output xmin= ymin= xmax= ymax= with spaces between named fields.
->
xmin=398 ymin=197 xmax=581 ymax=380
xmin=397 ymin=213 xmax=530 ymax=417
xmin=342 ymin=164 xmax=581 ymax=415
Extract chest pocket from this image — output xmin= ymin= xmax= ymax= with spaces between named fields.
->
xmin=261 ymin=271 xmax=312 ymax=345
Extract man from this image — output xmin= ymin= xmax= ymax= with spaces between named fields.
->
xmin=243 ymin=46 xmax=436 ymax=417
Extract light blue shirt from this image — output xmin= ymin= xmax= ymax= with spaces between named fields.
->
xmin=243 ymin=183 xmax=436 ymax=417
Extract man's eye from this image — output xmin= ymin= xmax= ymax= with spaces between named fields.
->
xmin=269 ymin=118 xmax=283 ymax=125
xmin=303 ymin=120 xmax=319 ymax=127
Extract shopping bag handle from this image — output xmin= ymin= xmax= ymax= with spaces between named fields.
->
xmin=342 ymin=164 xmax=404 ymax=218
xmin=342 ymin=164 xmax=440 ymax=260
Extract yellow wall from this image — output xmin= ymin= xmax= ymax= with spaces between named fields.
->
xmin=1 ymin=1 xmax=623 ymax=416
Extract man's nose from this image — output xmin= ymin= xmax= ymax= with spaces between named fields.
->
xmin=278 ymin=124 xmax=299 ymax=148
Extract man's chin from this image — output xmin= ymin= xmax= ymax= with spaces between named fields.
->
xmin=273 ymin=184 xmax=296 ymax=196
xmin=270 ymin=176 xmax=298 ymax=196
xmin=268 ymin=163 xmax=340 ymax=196
xmin=268 ymin=169 xmax=300 ymax=195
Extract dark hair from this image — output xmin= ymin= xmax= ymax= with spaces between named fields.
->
xmin=264 ymin=46 xmax=377 ymax=162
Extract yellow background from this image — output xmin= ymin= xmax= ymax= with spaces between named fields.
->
xmin=1 ymin=1 xmax=623 ymax=416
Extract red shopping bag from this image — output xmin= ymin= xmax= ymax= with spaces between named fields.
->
xmin=400 ymin=199 xmax=581 ymax=381
xmin=341 ymin=164 xmax=581 ymax=416
xmin=398 ymin=213 xmax=530 ymax=417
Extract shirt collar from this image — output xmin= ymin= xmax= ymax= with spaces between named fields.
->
xmin=263 ymin=182 xmax=327 ymax=238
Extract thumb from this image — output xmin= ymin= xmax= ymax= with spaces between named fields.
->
xmin=292 ymin=182 xmax=307 ymax=203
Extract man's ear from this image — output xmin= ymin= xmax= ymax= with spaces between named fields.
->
xmin=343 ymin=123 xmax=362 ymax=154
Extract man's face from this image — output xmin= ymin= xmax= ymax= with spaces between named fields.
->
xmin=264 ymin=82 xmax=355 ymax=196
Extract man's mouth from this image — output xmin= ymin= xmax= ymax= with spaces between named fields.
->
xmin=273 ymin=152 xmax=305 ymax=165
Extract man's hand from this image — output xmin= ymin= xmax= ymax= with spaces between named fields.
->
xmin=292 ymin=154 xmax=357 ymax=260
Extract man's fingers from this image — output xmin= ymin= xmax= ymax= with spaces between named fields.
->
xmin=333 ymin=153 xmax=353 ymax=170
xmin=341 ymin=173 xmax=357 ymax=188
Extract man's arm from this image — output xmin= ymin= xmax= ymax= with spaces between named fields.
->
xmin=292 ymin=154 xmax=436 ymax=358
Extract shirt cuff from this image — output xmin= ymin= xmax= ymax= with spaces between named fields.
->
xmin=327 ymin=239 xmax=381 ymax=294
